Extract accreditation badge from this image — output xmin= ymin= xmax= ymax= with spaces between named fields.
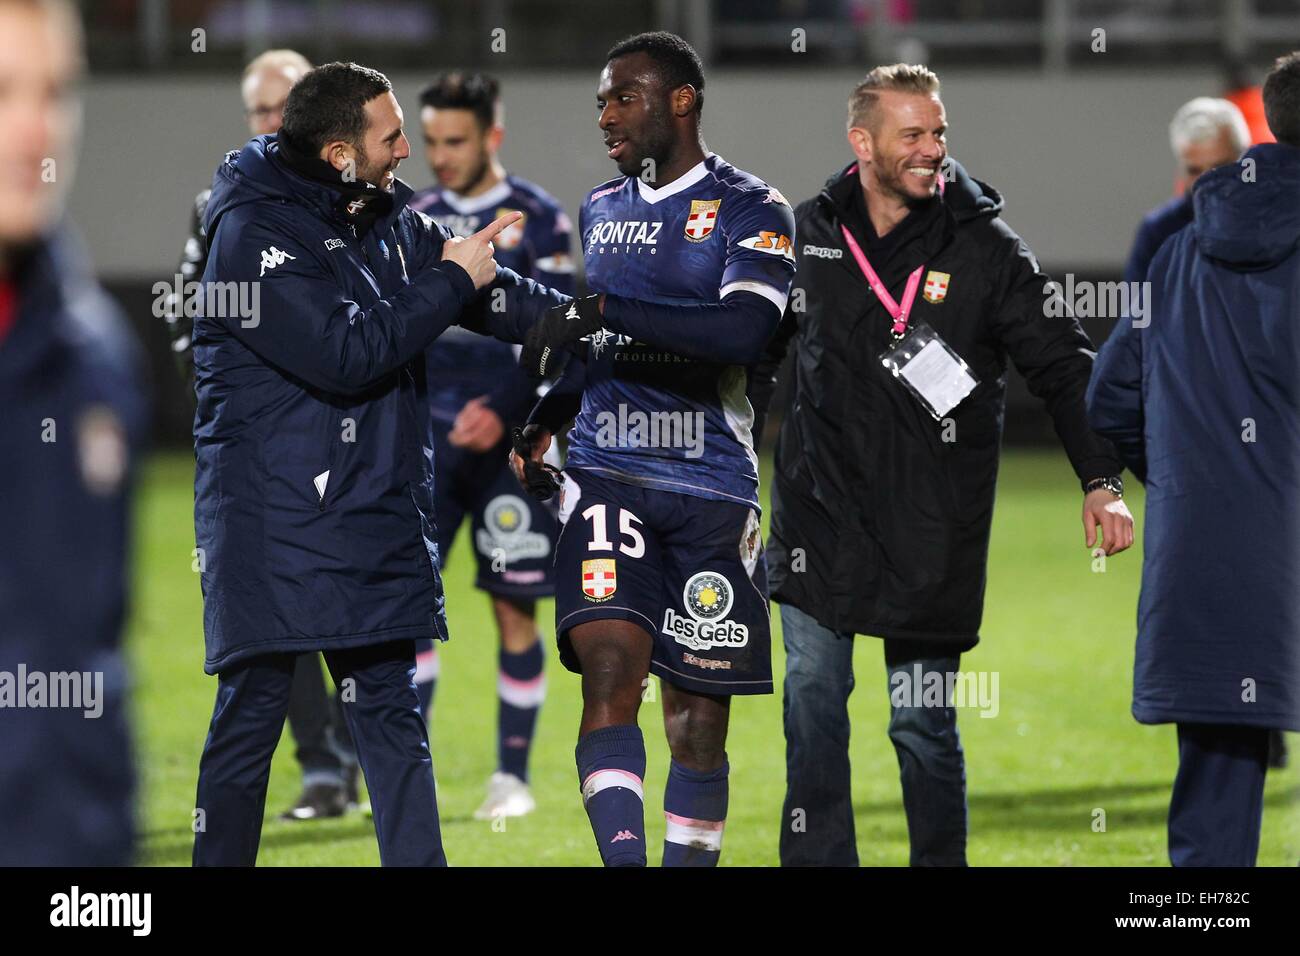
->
xmin=879 ymin=321 xmax=979 ymax=420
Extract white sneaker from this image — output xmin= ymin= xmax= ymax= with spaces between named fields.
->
xmin=474 ymin=772 xmax=536 ymax=820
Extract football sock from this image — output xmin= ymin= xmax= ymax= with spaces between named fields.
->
xmin=576 ymin=724 xmax=647 ymax=867
xmin=662 ymin=758 xmax=728 ymax=867
xmin=498 ymin=640 xmax=545 ymax=780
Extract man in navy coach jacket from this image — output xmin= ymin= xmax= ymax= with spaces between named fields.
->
xmin=191 ymin=61 xmax=567 ymax=866
xmin=1088 ymin=53 xmax=1300 ymax=866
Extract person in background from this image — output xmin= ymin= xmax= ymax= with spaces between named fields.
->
xmin=1123 ymin=97 xmax=1248 ymax=287
xmin=0 ymin=0 xmax=148 ymax=865
xmin=408 ymin=72 xmax=573 ymax=820
xmin=1087 ymin=51 xmax=1300 ymax=866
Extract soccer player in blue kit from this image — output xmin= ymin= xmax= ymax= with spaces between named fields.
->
xmin=509 ymin=32 xmax=796 ymax=866
xmin=409 ymin=73 xmax=574 ymax=819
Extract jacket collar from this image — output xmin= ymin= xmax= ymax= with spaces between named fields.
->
xmin=0 ymin=228 xmax=95 ymax=381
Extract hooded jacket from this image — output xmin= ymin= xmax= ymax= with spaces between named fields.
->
xmin=1088 ymin=142 xmax=1300 ymax=730
xmin=0 ymin=228 xmax=147 ymax=863
xmin=760 ymin=159 xmax=1121 ymax=648
xmin=193 ymin=135 xmax=564 ymax=674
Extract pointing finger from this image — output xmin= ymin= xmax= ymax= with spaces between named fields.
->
xmin=471 ymin=211 xmax=522 ymax=243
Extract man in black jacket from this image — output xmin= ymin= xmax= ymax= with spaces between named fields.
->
xmin=756 ymin=64 xmax=1134 ymax=866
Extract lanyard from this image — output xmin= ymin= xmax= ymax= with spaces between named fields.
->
xmin=840 ymin=224 xmax=923 ymax=340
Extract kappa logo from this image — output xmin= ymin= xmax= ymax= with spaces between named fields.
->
xmin=802 ymin=244 xmax=842 ymax=260
xmin=610 ymin=830 xmax=639 ymax=843
xmin=684 ymin=198 xmax=721 ymax=242
xmin=259 ymin=246 xmax=296 ymax=276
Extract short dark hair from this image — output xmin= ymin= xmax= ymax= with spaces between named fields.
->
xmin=418 ymin=72 xmax=501 ymax=130
xmin=279 ymin=61 xmax=392 ymax=156
xmin=1263 ymin=51 xmax=1300 ymax=146
xmin=606 ymin=31 xmax=705 ymax=114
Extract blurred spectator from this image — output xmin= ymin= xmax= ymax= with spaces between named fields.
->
xmin=1224 ymin=58 xmax=1276 ymax=147
xmin=1088 ymin=51 xmax=1300 ymax=866
xmin=1123 ymin=97 xmax=1248 ymax=286
xmin=0 ymin=0 xmax=148 ymax=865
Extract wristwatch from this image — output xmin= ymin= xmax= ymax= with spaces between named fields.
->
xmin=1083 ymin=476 xmax=1124 ymax=498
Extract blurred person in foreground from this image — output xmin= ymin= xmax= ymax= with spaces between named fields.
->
xmin=1087 ymin=52 xmax=1300 ymax=866
xmin=0 ymin=0 xmax=147 ymax=865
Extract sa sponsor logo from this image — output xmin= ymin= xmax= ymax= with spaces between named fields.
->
xmin=738 ymin=231 xmax=794 ymax=260
xmin=923 ymin=270 xmax=951 ymax=304
xmin=684 ymin=198 xmax=721 ymax=242
xmin=582 ymin=558 xmax=617 ymax=602
xmin=662 ymin=571 xmax=749 ymax=651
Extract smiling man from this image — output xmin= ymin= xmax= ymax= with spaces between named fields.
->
xmin=752 ymin=64 xmax=1134 ymax=866
xmin=509 ymin=32 xmax=796 ymax=867
xmin=189 ymin=62 xmax=570 ymax=866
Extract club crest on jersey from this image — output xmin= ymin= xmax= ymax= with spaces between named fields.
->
xmin=923 ymin=270 xmax=951 ymax=304
xmin=684 ymin=198 xmax=721 ymax=242
xmin=582 ymin=559 xmax=617 ymax=602
xmin=494 ymin=207 xmax=526 ymax=250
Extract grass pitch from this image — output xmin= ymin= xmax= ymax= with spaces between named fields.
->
xmin=130 ymin=449 xmax=1298 ymax=866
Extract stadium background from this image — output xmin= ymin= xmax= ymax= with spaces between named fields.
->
xmin=80 ymin=0 xmax=1299 ymax=864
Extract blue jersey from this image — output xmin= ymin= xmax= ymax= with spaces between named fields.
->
xmin=566 ymin=154 xmax=795 ymax=508
xmin=411 ymin=174 xmax=575 ymax=421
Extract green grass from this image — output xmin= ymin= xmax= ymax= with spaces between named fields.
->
xmin=129 ymin=450 xmax=1298 ymax=866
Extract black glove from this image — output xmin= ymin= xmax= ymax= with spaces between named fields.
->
xmin=520 ymin=294 xmax=604 ymax=378
xmin=511 ymin=425 xmax=563 ymax=501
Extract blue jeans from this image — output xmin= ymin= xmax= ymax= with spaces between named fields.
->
xmin=779 ymin=603 xmax=968 ymax=866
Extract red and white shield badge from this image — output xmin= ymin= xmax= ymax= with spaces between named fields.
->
xmin=582 ymin=559 xmax=617 ymax=602
xmin=684 ymin=199 xmax=721 ymax=242
xmin=923 ymin=270 xmax=950 ymax=304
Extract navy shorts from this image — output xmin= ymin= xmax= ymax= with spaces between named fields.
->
xmin=432 ymin=426 xmax=558 ymax=599
xmin=553 ymin=468 xmax=772 ymax=696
